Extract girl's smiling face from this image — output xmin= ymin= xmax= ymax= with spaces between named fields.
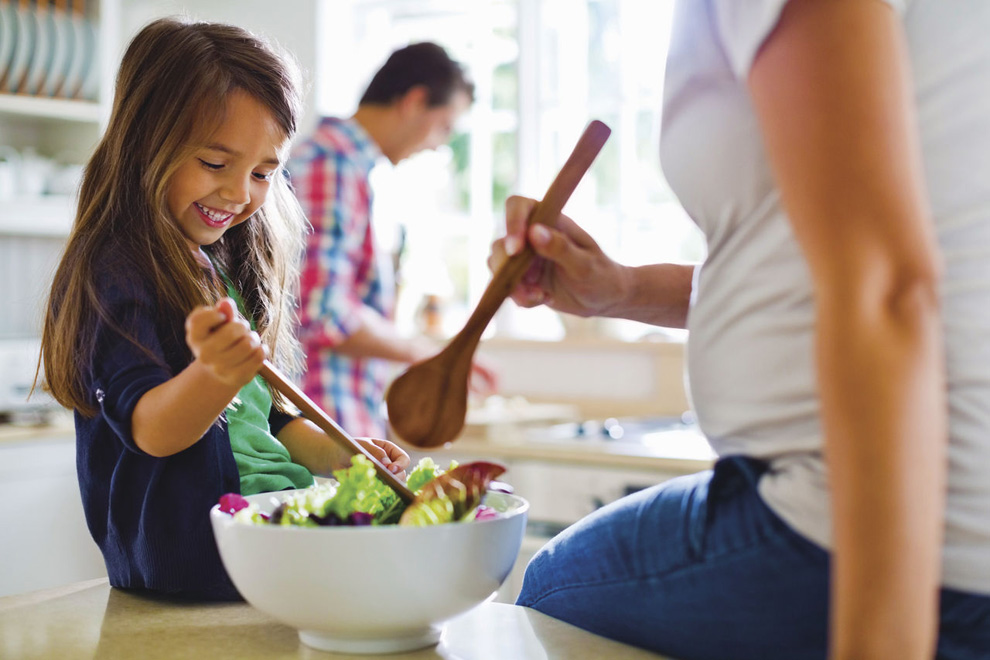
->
xmin=167 ymin=89 xmax=288 ymax=254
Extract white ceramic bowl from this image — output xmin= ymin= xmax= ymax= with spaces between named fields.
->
xmin=210 ymin=489 xmax=528 ymax=654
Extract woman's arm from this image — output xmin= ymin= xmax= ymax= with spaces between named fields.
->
xmin=748 ymin=1 xmax=946 ymax=658
xmin=492 ymin=196 xmax=696 ymax=329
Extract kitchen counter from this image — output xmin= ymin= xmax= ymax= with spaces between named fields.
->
xmin=0 ymin=410 xmax=74 ymax=445
xmin=1 ymin=415 xmax=716 ymax=473
xmin=0 ymin=409 xmax=716 ymax=472
xmin=0 ymin=578 xmax=672 ymax=660
xmin=442 ymin=429 xmax=715 ymax=473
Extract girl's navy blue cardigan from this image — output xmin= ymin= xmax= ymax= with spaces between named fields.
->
xmin=75 ymin=264 xmax=296 ymax=601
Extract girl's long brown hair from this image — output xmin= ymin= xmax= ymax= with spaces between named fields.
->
xmin=40 ymin=18 xmax=307 ymax=417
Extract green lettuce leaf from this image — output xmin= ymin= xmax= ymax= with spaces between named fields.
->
xmin=324 ymin=455 xmax=399 ymax=522
xmin=406 ymin=456 xmax=458 ymax=493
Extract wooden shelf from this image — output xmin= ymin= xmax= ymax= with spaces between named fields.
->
xmin=0 ymin=94 xmax=101 ymax=124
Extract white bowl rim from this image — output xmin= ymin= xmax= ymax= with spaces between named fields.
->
xmin=210 ymin=490 xmax=529 ymax=535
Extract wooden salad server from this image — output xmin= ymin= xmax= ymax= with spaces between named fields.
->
xmin=259 ymin=361 xmax=416 ymax=503
xmin=385 ymin=120 xmax=612 ymax=448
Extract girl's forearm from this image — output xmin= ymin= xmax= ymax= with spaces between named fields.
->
xmin=276 ymin=418 xmax=338 ymax=476
xmin=131 ymin=360 xmax=242 ymax=457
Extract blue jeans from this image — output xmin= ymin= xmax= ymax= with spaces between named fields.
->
xmin=516 ymin=456 xmax=990 ymax=660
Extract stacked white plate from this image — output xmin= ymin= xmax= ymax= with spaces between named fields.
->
xmin=0 ymin=0 xmax=97 ymax=100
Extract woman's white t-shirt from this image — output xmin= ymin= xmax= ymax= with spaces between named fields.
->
xmin=660 ymin=0 xmax=990 ymax=593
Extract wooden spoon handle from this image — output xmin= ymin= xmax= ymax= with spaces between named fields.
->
xmin=456 ymin=120 xmax=612 ymax=350
xmin=259 ymin=361 xmax=416 ymax=503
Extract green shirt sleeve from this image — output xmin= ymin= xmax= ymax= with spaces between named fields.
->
xmin=212 ymin=260 xmax=314 ymax=495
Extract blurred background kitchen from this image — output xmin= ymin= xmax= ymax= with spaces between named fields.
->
xmin=0 ymin=0 xmax=714 ymax=600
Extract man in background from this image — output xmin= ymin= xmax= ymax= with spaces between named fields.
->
xmin=289 ymin=42 xmax=497 ymax=439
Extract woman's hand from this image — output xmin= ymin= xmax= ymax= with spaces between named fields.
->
xmin=489 ymin=195 xmax=630 ymax=318
xmin=185 ymin=298 xmax=266 ymax=389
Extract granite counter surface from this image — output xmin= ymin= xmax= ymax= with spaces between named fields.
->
xmin=0 ymin=579 xmax=672 ymax=660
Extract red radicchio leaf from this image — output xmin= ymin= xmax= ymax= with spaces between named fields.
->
xmin=399 ymin=461 xmax=506 ymax=527
xmin=218 ymin=493 xmax=250 ymax=515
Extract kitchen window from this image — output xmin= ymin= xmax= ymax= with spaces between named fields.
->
xmin=318 ymin=0 xmax=704 ymax=342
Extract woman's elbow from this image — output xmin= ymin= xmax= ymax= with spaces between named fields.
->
xmin=883 ymin=252 xmax=943 ymax=323
xmin=819 ymin=246 xmax=943 ymax=324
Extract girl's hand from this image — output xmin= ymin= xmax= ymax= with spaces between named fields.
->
xmin=488 ymin=195 xmax=629 ymax=317
xmin=185 ymin=298 xmax=267 ymax=389
xmin=350 ymin=438 xmax=411 ymax=480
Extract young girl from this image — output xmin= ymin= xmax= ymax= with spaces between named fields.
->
xmin=39 ymin=18 xmax=409 ymax=601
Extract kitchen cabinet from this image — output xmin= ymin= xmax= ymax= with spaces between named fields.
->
xmin=408 ymin=425 xmax=715 ymax=602
xmin=0 ymin=0 xmax=119 ymax=351
xmin=0 ymin=1 xmax=122 ymax=422
xmin=0 ymin=422 xmax=107 ymax=598
xmin=0 ymin=0 xmax=115 ymax=578
xmin=0 ymin=0 xmax=119 ymax=194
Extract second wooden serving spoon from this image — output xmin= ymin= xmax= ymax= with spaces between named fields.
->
xmin=385 ymin=120 xmax=612 ymax=448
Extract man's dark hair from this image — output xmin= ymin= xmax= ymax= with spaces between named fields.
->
xmin=359 ymin=42 xmax=474 ymax=107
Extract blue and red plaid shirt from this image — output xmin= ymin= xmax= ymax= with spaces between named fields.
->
xmin=288 ymin=117 xmax=395 ymax=438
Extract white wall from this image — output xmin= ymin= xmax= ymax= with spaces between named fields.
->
xmin=476 ymin=338 xmax=690 ymax=420
xmin=118 ymin=0 xmax=323 ymax=137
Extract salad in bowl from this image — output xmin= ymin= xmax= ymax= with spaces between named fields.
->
xmin=210 ymin=455 xmax=528 ymax=654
